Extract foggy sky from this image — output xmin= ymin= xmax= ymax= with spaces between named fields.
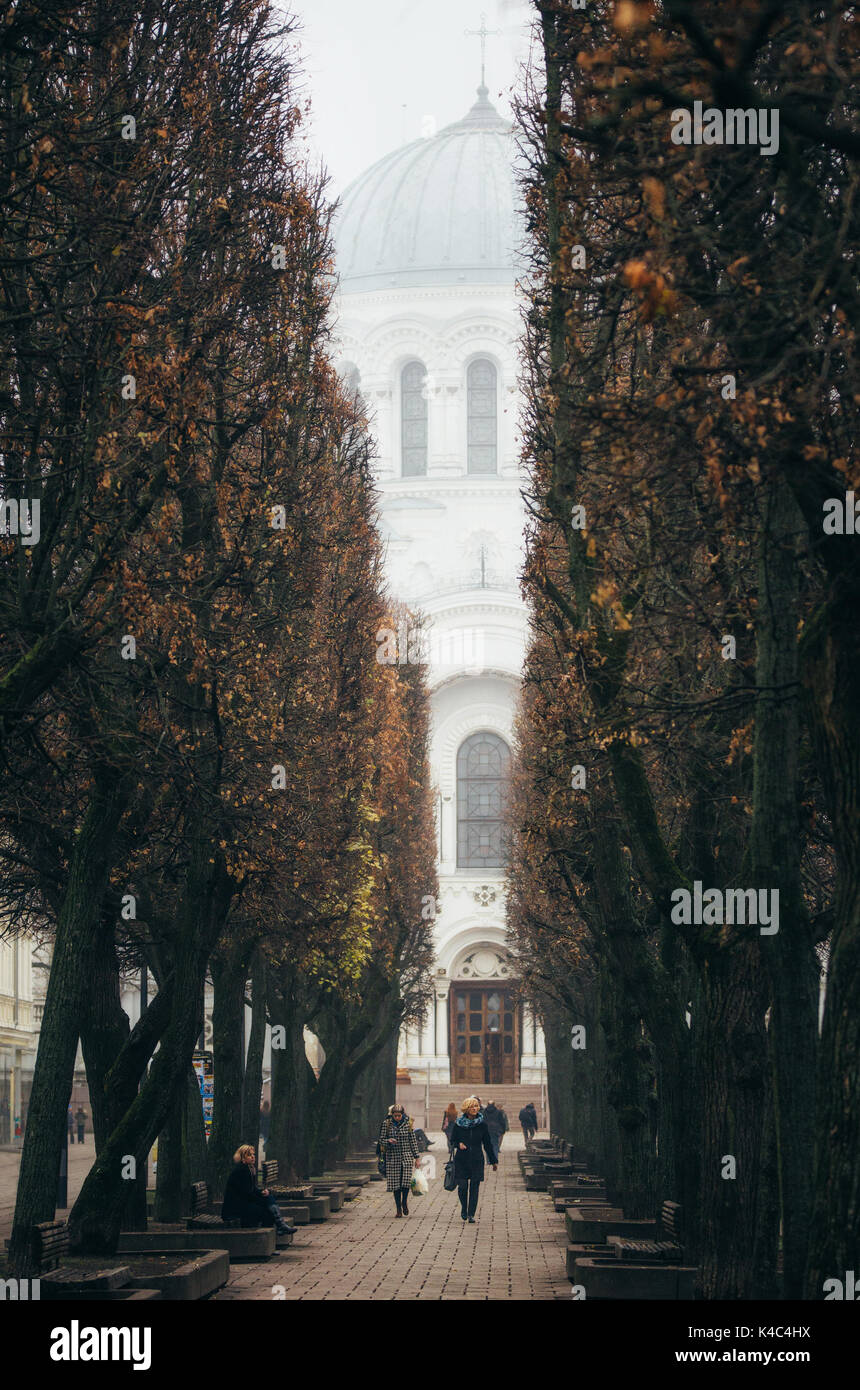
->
xmin=290 ymin=0 xmax=534 ymax=197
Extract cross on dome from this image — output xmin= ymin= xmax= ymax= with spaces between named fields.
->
xmin=464 ymin=11 xmax=502 ymax=92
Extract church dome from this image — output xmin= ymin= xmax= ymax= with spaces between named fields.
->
xmin=335 ymin=87 xmax=520 ymax=293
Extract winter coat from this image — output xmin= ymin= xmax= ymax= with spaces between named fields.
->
xmin=378 ymin=1115 xmax=420 ymax=1191
xmin=450 ymin=1117 xmax=497 ymax=1182
xmin=484 ymin=1104 xmax=508 ymax=1137
xmin=221 ymin=1162 xmax=270 ymax=1225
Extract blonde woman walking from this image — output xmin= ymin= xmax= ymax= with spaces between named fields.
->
xmin=450 ymin=1096 xmax=497 ymax=1223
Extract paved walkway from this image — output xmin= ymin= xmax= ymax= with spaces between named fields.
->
xmin=213 ymin=1132 xmax=569 ymax=1301
xmin=0 ymin=1136 xmax=104 ymax=1244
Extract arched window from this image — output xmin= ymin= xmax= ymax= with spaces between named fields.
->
xmin=467 ymin=359 xmax=497 ymax=475
xmin=457 ymin=731 xmax=511 ymax=869
xmin=401 ymin=360 xmax=428 ymax=476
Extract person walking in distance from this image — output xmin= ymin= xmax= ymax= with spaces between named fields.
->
xmin=67 ymin=1106 xmax=75 ymax=1146
xmin=75 ymin=1106 xmax=87 ymax=1144
xmin=259 ymin=1100 xmax=271 ymax=1154
xmin=451 ymin=1096 xmax=497 ymax=1223
xmin=525 ymin=1102 xmax=538 ymax=1139
xmin=518 ymin=1102 xmax=535 ymax=1144
xmin=442 ymin=1102 xmax=458 ymax=1147
xmin=484 ymin=1099 xmax=509 ymax=1157
xmin=378 ymin=1103 xmax=420 ymax=1217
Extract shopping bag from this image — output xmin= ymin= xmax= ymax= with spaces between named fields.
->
xmin=443 ymin=1160 xmax=457 ymax=1192
xmin=411 ymin=1166 xmax=429 ymax=1197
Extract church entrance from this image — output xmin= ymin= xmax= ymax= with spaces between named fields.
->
xmin=450 ymin=984 xmax=519 ymax=1086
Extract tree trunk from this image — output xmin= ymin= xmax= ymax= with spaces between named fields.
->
xmin=802 ymin=584 xmax=860 ymax=1295
xmin=693 ymin=944 xmax=769 ymax=1299
xmin=267 ymin=973 xmax=312 ymax=1180
xmin=208 ymin=941 xmax=251 ymax=1194
xmin=154 ymin=1092 xmax=185 ymax=1223
xmin=750 ymin=482 xmax=818 ymax=1297
xmin=601 ymin=966 xmax=657 ymax=1217
xmin=751 ymin=1024 xmax=781 ymax=1299
xmin=80 ymin=924 xmax=148 ymax=1230
xmin=8 ymin=770 xmax=128 ymax=1274
xmin=241 ymin=947 xmax=267 ymax=1146
xmin=66 ymin=848 xmax=232 ymax=1253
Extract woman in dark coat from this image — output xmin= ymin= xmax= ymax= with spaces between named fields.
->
xmin=378 ymin=1103 xmax=420 ymax=1217
xmin=442 ymin=1102 xmax=458 ymax=1146
xmin=450 ymin=1096 xmax=497 ymax=1223
xmin=221 ymin=1145 xmax=294 ymax=1235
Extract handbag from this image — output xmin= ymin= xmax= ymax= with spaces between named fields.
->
xmin=375 ymin=1138 xmax=386 ymax=1176
xmin=443 ymin=1159 xmax=457 ymax=1192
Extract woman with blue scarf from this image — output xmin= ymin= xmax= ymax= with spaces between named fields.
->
xmin=450 ymin=1096 xmax=497 ymax=1223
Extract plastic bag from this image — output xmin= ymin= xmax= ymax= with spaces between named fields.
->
xmin=411 ymin=1166 xmax=429 ymax=1196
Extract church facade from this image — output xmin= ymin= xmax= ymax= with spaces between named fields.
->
xmin=333 ymin=85 xmax=546 ymax=1085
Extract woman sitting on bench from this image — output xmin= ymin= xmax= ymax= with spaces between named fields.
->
xmin=222 ymin=1144 xmax=295 ymax=1236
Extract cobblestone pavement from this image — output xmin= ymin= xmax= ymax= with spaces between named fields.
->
xmin=213 ymin=1132 xmax=570 ymax=1301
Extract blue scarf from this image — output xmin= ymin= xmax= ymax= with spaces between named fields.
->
xmin=456 ymin=1111 xmax=484 ymax=1128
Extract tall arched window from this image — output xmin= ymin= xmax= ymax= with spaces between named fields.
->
xmin=401 ymin=360 xmax=428 ymax=476
xmin=457 ymin=731 xmax=511 ymax=869
xmin=467 ymin=358 xmax=498 ymax=475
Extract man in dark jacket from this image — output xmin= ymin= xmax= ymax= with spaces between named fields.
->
xmin=483 ymin=1100 xmax=509 ymax=1158
xmin=519 ymin=1103 xmax=536 ymax=1144
xmin=450 ymin=1097 xmax=497 ymax=1222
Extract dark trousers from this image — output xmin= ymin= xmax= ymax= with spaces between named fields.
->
xmin=76 ymin=1125 xmax=84 ymax=1143
xmin=489 ymin=1133 xmax=503 ymax=1154
xmin=238 ymin=1193 xmax=282 ymax=1228
xmin=394 ymin=1186 xmax=410 ymax=1212
xmin=458 ymin=1178 xmax=481 ymax=1217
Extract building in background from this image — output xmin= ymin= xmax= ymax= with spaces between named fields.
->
xmin=0 ymin=934 xmax=39 ymax=1145
xmin=333 ymin=82 xmax=546 ymax=1086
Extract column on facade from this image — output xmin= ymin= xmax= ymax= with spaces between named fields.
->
xmin=370 ymin=384 xmax=395 ymax=480
xmin=439 ymin=795 xmax=456 ymax=871
xmin=435 ymin=986 xmax=450 ymax=1077
xmin=430 ymin=372 xmax=462 ymax=477
xmin=519 ymin=999 xmax=544 ymax=1084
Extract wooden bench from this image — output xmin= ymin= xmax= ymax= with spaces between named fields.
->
xmin=609 ymin=1201 xmax=684 ymax=1261
xmin=34 ymin=1220 xmax=70 ymax=1271
xmin=261 ymin=1160 xmax=280 ymax=1188
xmin=185 ymin=1180 xmax=290 ymax=1249
xmin=187 ymin=1180 xmax=240 ymax=1228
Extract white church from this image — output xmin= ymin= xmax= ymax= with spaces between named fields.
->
xmin=333 ymin=80 xmax=547 ymax=1089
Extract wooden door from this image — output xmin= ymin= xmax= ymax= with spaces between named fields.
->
xmin=450 ymin=985 xmax=519 ymax=1086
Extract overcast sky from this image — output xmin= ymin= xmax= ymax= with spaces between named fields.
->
xmin=289 ymin=0 xmax=535 ymax=197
